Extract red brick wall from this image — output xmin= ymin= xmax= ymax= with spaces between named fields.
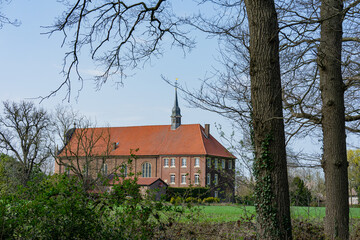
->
xmin=55 ymin=155 xmax=235 ymax=201
xmin=158 ymin=156 xmax=206 ymax=187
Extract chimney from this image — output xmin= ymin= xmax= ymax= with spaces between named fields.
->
xmin=204 ymin=124 xmax=210 ymax=138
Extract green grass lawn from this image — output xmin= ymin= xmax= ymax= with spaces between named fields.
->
xmin=195 ymin=205 xmax=360 ymax=223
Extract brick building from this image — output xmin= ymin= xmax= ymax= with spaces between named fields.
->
xmin=55 ymin=86 xmax=236 ymax=200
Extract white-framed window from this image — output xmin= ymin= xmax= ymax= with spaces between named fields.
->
xmin=214 ymin=159 xmax=218 ymax=169
xmin=181 ymin=174 xmax=186 ymax=184
xmin=171 ymin=158 xmax=176 ymax=167
xmin=121 ymin=164 xmax=127 ymax=177
xmin=214 ymin=191 xmax=219 ymax=198
xmin=222 ymin=159 xmax=225 ymax=169
xmin=170 ymin=174 xmax=175 ymax=184
xmin=164 ymin=158 xmax=169 ymax=167
xmin=229 ymin=160 xmax=232 ymax=170
xmin=102 ymin=163 xmax=108 ymax=175
xmin=194 ymin=174 xmax=200 ymax=185
xmin=181 ymin=158 xmax=187 ymax=167
xmin=142 ymin=162 xmax=151 ymax=178
xmin=207 ymin=173 xmax=211 ymax=185
xmin=207 ymin=158 xmax=211 ymax=168
xmin=214 ymin=174 xmax=218 ymax=185
xmin=195 ymin=158 xmax=200 ymax=167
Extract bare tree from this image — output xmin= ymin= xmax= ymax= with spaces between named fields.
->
xmin=45 ymin=0 xmax=194 ymax=100
xmin=318 ymin=0 xmax=348 ymax=238
xmin=0 ymin=101 xmax=52 ymax=185
xmin=244 ymin=1 xmax=292 ymax=238
xmin=182 ymin=1 xmax=357 ymax=237
xmin=54 ymin=109 xmax=114 ymax=191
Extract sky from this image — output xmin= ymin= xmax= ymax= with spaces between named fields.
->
xmin=0 ymin=0 xmax=335 ymax=162
xmin=0 ymin=1 xmax=228 ymax=127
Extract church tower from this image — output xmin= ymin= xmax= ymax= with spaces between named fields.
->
xmin=171 ymin=80 xmax=182 ymax=130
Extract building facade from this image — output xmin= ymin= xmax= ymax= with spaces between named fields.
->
xmin=55 ymin=86 xmax=236 ymax=200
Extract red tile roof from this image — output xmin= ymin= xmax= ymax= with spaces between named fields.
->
xmin=60 ymin=124 xmax=235 ymax=158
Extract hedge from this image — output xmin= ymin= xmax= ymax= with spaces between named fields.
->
xmin=166 ymin=187 xmax=210 ymax=200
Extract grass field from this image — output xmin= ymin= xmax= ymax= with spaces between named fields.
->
xmin=196 ymin=205 xmax=360 ymax=222
xmin=166 ymin=205 xmax=360 ymax=239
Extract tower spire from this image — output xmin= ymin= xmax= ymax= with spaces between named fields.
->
xmin=171 ymin=78 xmax=182 ymax=130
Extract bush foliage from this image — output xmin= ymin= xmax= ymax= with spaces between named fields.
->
xmin=166 ymin=187 xmax=210 ymax=200
xmin=0 ymin=173 xmax=180 ymax=239
xmin=290 ymin=176 xmax=312 ymax=206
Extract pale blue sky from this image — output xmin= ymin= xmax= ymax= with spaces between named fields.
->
xmin=0 ymin=1 xmax=226 ymax=127
xmin=0 ymin=0 xmax=331 ymax=160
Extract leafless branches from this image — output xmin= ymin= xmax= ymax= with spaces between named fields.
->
xmin=183 ymin=0 xmax=360 ymax=152
xmin=45 ymin=0 xmax=194 ymax=101
xmin=53 ymin=108 xmax=114 ymax=190
xmin=0 ymin=101 xmax=52 ymax=185
xmin=0 ymin=0 xmax=20 ymax=29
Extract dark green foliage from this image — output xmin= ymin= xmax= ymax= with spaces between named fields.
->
xmin=0 ymin=174 xmax=103 ymax=239
xmin=0 ymin=173 xmax=177 ymax=239
xmin=290 ymin=176 xmax=312 ymax=206
xmin=166 ymin=187 xmax=210 ymax=200
xmin=110 ymin=176 xmax=142 ymax=204
xmin=0 ymin=153 xmax=21 ymax=195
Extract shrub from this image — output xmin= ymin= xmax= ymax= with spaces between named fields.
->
xmin=290 ymin=176 xmax=312 ymax=206
xmin=185 ymin=197 xmax=200 ymax=203
xmin=167 ymin=187 xmax=210 ymax=200
xmin=110 ymin=176 xmax=142 ymax=204
xmin=0 ymin=173 xmax=178 ymax=239
xmin=202 ymin=197 xmax=220 ymax=203
xmin=0 ymin=174 xmax=103 ymax=239
xmin=170 ymin=196 xmax=183 ymax=205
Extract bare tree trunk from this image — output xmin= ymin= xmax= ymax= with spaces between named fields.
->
xmin=244 ymin=0 xmax=292 ymax=239
xmin=319 ymin=0 xmax=349 ymax=239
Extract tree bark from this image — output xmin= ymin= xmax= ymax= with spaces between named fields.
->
xmin=319 ymin=0 xmax=349 ymax=239
xmin=244 ymin=0 xmax=292 ymax=239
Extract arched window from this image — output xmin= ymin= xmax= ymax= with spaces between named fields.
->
xmin=142 ymin=162 xmax=151 ymax=178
